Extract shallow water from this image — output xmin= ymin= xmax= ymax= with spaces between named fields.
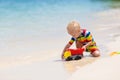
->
xmin=0 ymin=0 xmax=120 ymax=80
xmin=0 ymin=0 xmax=120 ymax=65
xmin=0 ymin=0 xmax=119 ymax=57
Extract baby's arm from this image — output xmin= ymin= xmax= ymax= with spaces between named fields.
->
xmin=82 ymin=31 xmax=94 ymax=50
xmin=61 ymin=37 xmax=75 ymax=59
xmin=82 ymin=41 xmax=92 ymax=50
xmin=61 ymin=43 xmax=71 ymax=59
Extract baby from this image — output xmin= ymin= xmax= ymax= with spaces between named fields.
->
xmin=61 ymin=21 xmax=100 ymax=60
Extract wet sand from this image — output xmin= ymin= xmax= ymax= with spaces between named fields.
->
xmin=69 ymin=8 xmax=120 ymax=80
xmin=0 ymin=8 xmax=120 ymax=80
xmin=0 ymin=54 xmax=99 ymax=80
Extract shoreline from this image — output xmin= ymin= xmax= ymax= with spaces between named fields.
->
xmin=0 ymin=6 xmax=120 ymax=80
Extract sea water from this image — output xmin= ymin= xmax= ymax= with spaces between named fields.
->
xmin=0 ymin=0 xmax=120 ymax=66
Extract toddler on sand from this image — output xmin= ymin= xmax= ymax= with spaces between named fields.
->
xmin=61 ymin=21 xmax=100 ymax=61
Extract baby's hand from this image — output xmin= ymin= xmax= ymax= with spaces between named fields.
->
xmin=61 ymin=52 xmax=64 ymax=59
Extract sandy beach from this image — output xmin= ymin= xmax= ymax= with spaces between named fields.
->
xmin=0 ymin=1 xmax=120 ymax=80
xmin=69 ymin=55 xmax=120 ymax=80
xmin=69 ymin=8 xmax=120 ymax=80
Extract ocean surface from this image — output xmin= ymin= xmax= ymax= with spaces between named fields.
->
xmin=0 ymin=0 xmax=120 ymax=66
xmin=0 ymin=0 xmax=120 ymax=80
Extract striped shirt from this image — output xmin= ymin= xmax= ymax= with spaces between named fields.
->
xmin=69 ymin=29 xmax=96 ymax=45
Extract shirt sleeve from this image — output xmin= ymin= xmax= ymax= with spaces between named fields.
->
xmin=68 ymin=37 xmax=75 ymax=45
xmin=85 ymin=31 xmax=93 ymax=42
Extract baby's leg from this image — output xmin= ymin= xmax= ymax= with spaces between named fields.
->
xmin=87 ymin=45 xmax=100 ymax=57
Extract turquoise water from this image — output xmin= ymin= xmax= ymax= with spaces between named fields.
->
xmin=0 ymin=0 xmax=120 ymax=80
xmin=0 ymin=0 xmax=119 ymax=57
xmin=0 ymin=0 xmax=105 ymax=29
xmin=0 ymin=0 xmax=110 ymax=39
xmin=0 ymin=1 xmax=120 ymax=80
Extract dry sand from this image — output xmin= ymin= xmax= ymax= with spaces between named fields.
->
xmin=69 ymin=9 xmax=120 ymax=80
xmin=0 ymin=9 xmax=120 ymax=80
xmin=69 ymin=55 xmax=120 ymax=80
